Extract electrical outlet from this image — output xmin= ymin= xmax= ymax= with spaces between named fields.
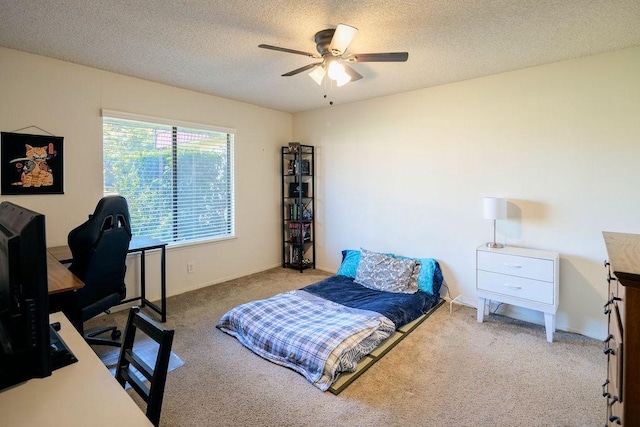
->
xmin=187 ymin=262 xmax=195 ymax=274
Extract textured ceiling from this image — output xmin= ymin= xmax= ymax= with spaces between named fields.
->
xmin=1 ymin=1 xmax=639 ymax=113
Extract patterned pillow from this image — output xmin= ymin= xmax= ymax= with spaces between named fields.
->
xmin=406 ymin=262 xmax=421 ymax=293
xmin=354 ymin=248 xmax=418 ymax=293
xmin=393 ymin=254 xmax=444 ymax=296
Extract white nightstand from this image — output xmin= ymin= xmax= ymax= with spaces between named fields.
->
xmin=476 ymin=245 xmax=559 ymax=342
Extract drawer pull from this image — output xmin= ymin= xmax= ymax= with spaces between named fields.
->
xmin=503 ymin=283 xmax=522 ymax=290
xmin=503 ymin=263 xmax=522 ymax=269
xmin=602 ymin=379 xmax=610 ymax=398
xmin=604 ymin=260 xmax=610 ymax=268
xmin=603 ymin=295 xmax=620 ymax=315
xmin=603 ymin=347 xmax=615 ymax=355
xmin=606 ymin=395 xmax=621 ymax=425
xmin=607 ymin=274 xmax=617 ymax=284
xmin=603 ymin=334 xmax=613 ymax=344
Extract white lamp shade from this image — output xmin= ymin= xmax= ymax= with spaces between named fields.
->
xmin=483 ymin=197 xmax=507 ymax=220
xmin=308 ymin=65 xmax=326 ymax=85
xmin=327 ymin=60 xmax=346 ymax=80
xmin=327 ymin=60 xmax=351 ymax=86
xmin=330 ymin=24 xmax=358 ymax=55
xmin=335 ymin=72 xmax=351 ymax=87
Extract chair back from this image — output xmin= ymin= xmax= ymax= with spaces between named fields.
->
xmin=115 ymin=307 xmax=175 ymax=427
xmin=68 ymin=196 xmax=132 ymax=320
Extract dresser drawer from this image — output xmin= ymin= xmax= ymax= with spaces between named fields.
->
xmin=477 ymin=251 xmax=554 ymax=282
xmin=477 ymin=270 xmax=554 ymax=304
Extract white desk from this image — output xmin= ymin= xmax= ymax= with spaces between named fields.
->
xmin=0 ymin=312 xmax=152 ymax=426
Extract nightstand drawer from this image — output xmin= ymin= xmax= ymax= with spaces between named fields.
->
xmin=477 ymin=251 xmax=554 ymax=282
xmin=477 ymin=270 xmax=554 ymax=304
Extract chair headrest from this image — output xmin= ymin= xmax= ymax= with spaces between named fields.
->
xmin=91 ymin=195 xmax=132 ymax=237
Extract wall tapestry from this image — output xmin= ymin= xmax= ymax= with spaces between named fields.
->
xmin=1 ymin=131 xmax=64 ymax=195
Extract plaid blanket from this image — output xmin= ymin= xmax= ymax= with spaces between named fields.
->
xmin=217 ymin=290 xmax=395 ymax=391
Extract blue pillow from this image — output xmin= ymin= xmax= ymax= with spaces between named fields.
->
xmin=336 ymin=249 xmax=361 ymax=278
xmin=394 ymin=255 xmax=444 ymax=296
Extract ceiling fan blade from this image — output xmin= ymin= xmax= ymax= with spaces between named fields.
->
xmin=258 ymin=44 xmax=319 ymax=58
xmin=282 ymin=62 xmax=323 ymax=77
xmin=343 ymin=63 xmax=363 ymax=82
xmin=330 ymin=24 xmax=358 ymax=55
xmin=350 ymin=52 xmax=409 ymax=62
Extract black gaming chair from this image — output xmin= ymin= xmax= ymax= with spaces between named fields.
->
xmin=68 ymin=195 xmax=132 ymax=346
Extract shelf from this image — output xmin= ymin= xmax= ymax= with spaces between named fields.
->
xmin=284 ymin=262 xmax=313 ymax=271
xmin=285 ymin=239 xmax=313 ymax=245
xmin=283 ymin=151 xmax=313 ymax=156
xmin=282 ymin=144 xmax=315 ymax=271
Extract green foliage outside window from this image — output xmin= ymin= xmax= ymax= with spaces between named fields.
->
xmin=103 ymin=118 xmax=234 ymax=244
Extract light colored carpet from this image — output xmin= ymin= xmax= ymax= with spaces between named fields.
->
xmin=91 ymin=333 xmax=185 ymax=386
xmin=85 ymin=268 xmax=605 ymax=427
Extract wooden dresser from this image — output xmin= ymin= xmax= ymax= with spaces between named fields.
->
xmin=602 ymin=232 xmax=640 ymax=426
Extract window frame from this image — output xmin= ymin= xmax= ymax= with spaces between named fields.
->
xmin=101 ymin=109 xmax=236 ymax=247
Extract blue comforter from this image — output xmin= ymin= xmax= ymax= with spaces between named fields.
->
xmin=303 ymin=275 xmax=441 ymax=328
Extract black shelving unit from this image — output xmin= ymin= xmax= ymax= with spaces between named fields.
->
xmin=281 ymin=143 xmax=315 ymax=271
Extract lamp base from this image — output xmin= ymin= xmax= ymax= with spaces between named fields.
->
xmin=485 ymin=242 xmax=504 ymax=249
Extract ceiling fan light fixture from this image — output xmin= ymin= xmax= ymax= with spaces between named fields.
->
xmin=335 ymin=73 xmax=351 ymax=87
xmin=330 ymin=24 xmax=358 ymax=55
xmin=259 ymin=23 xmax=407 ymax=86
xmin=327 ymin=60 xmax=350 ymax=85
xmin=308 ymin=65 xmax=326 ymax=85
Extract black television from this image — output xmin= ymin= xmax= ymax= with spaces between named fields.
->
xmin=0 ymin=201 xmax=51 ymax=391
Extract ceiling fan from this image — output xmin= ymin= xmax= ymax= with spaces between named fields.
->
xmin=258 ymin=24 xmax=408 ymax=87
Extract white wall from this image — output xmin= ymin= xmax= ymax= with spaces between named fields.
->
xmin=3 ymin=44 xmax=638 ymax=339
xmin=0 ymin=47 xmax=291 ymax=301
xmin=293 ymin=46 xmax=640 ymax=339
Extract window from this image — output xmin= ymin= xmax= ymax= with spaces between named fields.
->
xmin=102 ymin=110 xmax=235 ymax=245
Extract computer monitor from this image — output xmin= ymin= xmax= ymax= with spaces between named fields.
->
xmin=0 ymin=201 xmax=51 ymax=391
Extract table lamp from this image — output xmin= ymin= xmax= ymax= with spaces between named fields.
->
xmin=483 ymin=197 xmax=507 ymax=248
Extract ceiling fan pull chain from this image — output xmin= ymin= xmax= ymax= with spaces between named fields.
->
xmin=323 ymin=77 xmax=336 ymax=106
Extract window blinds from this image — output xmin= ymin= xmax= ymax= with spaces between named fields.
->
xmin=103 ymin=115 xmax=235 ymax=244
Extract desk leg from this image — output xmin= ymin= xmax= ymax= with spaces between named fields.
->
xmin=50 ymin=290 xmax=83 ymax=333
xmin=139 ymin=249 xmax=146 ymax=308
xmin=71 ymin=291 xmax=83 ymax=334
xmin=160 ymin=246 xmax=166 ymax=322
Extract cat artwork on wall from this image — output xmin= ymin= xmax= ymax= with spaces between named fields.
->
xmin=1 ymin=131 xmax=64 ymax=195
xmin=11 ymin=144 xmax=55 ymax=188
